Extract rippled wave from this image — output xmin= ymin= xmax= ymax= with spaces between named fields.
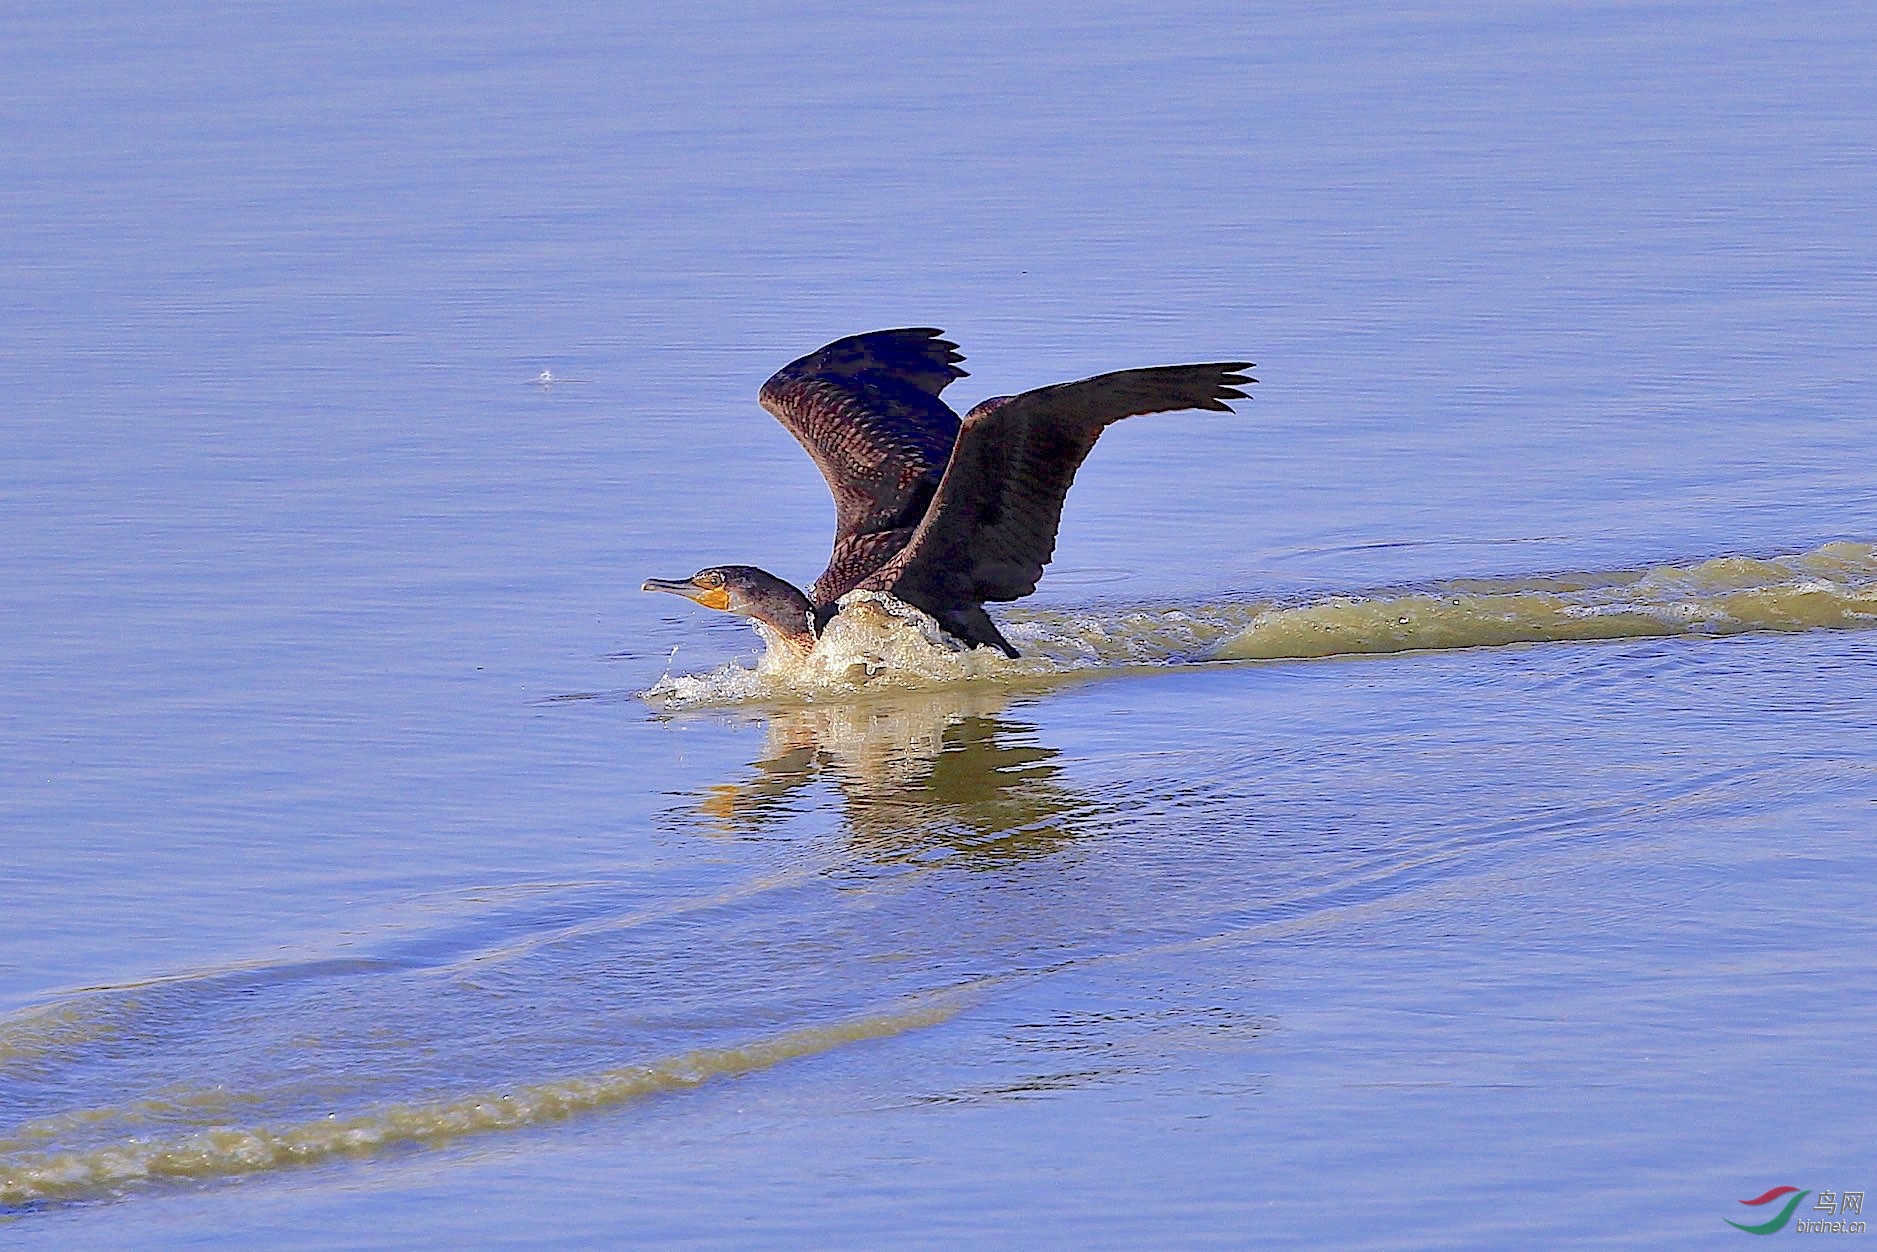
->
xmin=643 ymin=542 xmax=1877 ymax=706
xmin=0 ymin=994 xmax=963 ymax=1206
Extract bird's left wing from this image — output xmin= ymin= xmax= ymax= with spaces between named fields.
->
xmin=872 ymin=362 xmax=1255 ymax=614
xmin=758 ymin=329 xmax=966 ymax=536
xmin=758 ymin=329 xmax=970 ymax=603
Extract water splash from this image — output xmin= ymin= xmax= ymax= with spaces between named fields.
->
xmin=642 ymin=542 xmax=1877 ymax=708
xmin=644 ymin=590 xmax=1017 ymax=707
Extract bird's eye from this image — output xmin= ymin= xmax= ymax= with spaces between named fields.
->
xmin=701 ymin=571 xmax=726 ymax=589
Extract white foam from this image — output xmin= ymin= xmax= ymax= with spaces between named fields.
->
xmin=643 ymin=592 xmax=1021 ymax=708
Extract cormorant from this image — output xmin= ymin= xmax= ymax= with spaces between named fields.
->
xmin=643 ymin=329 xmax=1254 ymax=658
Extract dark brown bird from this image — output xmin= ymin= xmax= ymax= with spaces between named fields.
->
xmin=643 ymin=329 xmax=1254 ymax=658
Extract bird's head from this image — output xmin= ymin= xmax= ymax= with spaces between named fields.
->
xmin=642 ymin=565 xmax=817 ymax=653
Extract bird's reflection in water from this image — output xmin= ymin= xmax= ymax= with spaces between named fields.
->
xmin=691 ymin=688 xmax=1099 ymax=867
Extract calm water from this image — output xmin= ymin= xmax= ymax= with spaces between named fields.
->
xmin=4 ymin=1 xmax=1875 ymax=1246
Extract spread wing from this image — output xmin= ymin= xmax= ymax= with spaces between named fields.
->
xmin=869 ymin=363 xmax=1254 ymax=615
xmin=758 ymin=329 xmax=968 ymax=602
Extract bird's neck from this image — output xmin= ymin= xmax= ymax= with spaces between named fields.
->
xmin=752 ymin=620 xmax=817 ymax=660
xmin=740 ymin=576 xmax=818 ymax=659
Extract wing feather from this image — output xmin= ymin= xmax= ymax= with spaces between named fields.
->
xmin=757 ymin=329 xmax=969 ymax=602
xmin=870 ymin=363 xmax=1255 ymax=616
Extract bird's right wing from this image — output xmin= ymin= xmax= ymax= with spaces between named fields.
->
xmin=875 ymin=362 xmax=1254 ymax=615
xmin=758 ymin=330 xmax=969 ymax=600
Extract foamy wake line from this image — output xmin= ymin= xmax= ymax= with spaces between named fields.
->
xmin=1218 ymin=541 xmax=1877 ymax=661
xmin=642 ymin=543 xmax=1877 ymax=707
xmin=0 ymin=995 xmax=962 ymax=1207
